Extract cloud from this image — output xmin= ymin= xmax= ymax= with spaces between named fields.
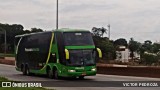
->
xmin=0 ymin=0 xmax=160 ymax=42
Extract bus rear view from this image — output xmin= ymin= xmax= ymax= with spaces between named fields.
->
xmin=15 ymin=29 xmax=102 ymax=79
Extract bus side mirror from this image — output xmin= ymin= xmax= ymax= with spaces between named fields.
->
xmin=96 ymin=48 xmax=102 ymax=58
xmin=65 ymin=49 xmax=69 ymax=60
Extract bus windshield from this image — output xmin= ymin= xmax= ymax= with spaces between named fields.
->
xmin=64 ymin=32 xmax=94 ymax=46
xmin=66 ymin=50 xmax=96 ymax=66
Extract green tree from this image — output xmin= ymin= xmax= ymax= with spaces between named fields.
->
xmin=0 ymin=23 xmax=24 ymax=53
xmin=139 ymin=40 xmax=153 ymax=54
xmin=139 ymin=40 xmax=160 ymax=65
xmin=101 ymin=41 xmax=115 ymax=60
xmin=143 ymin=54 xmax=158 ymax=65
xmin=23 ymin=30 xmax=31 ymax=34
xmin=0 ymin=23 xmax=44 ymax=53
xmin=93 ymin=36 xmax=116 ymax=60
xmin=114 ymin=38 xmax=128 ymax=48
xmin=128 ymin=38 xmax=141 ymax=60
xmin=152 ymin=43 xmax=160 ymax=53
xmin=92 ymin=27 xmax=107 ymax=37
xmin=31 ymin=28 xmax=43 ymax=33
xmin=144 ymin=40 xmax=152 ymax=52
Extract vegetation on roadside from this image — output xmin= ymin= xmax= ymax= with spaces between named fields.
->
xmin=92 ymin=27 xmax=160 ymax=66
xmin=0 ymin=77 xmax=8 ymax=81
xmin=1 ymin=23 xmax=160 ymax=66
xmin=0 ymin=53 xmax=15 ymax=57
xmin=0 ymin=23 xmax=43 ymax=54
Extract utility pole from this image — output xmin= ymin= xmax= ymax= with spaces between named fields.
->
xmin=108 ymin=24 xmax=110 ymax=40
xmin=56 ymin=0 xmax=59 ymax=29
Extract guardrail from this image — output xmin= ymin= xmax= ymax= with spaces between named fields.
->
xmin=97 ymin=66 xmax=160 ymax=78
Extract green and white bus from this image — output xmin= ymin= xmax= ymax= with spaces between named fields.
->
xmin=15 ymin=29 xmax=102 ymax=79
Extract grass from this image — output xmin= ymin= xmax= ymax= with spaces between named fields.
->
xmin=0 ymin=77 xmax=8 ymax=81
xmin=0 ymin=76 xmax=53 ymax=90
xmin=0 ymin=53 xmax=15 ymax=57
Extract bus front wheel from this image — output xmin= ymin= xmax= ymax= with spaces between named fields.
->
xmin=26 ymin=66 xmax=33 ymax=76
xmin=22 ymin=66 xmax=27 ymax=75
xmin=79 ymin=76 xmax=84 ymax=79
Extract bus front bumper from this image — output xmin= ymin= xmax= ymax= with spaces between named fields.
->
xmin=67 ymin=71 xmax=96 ymax=77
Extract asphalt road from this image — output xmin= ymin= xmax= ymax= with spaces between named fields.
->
xmin=0 ymin=64 xmax=160 ymax=90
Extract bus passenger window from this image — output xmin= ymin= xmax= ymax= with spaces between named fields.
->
xmin=51 ymin=53 xmax=57 ymax=63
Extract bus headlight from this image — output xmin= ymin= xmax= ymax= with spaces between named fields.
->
xmin=91 ymin=68 xmax=96 ymax=71
xmin=68 ymin=70 xmax=76 ymax=72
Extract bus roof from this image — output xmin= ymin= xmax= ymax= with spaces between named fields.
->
xmin=56 ymin=28 xmax=90 ymax=32
xmin=15 ymin=31 xmax=52 ymax=38
xmin=15 ymin=28 xmax=90 ymax=38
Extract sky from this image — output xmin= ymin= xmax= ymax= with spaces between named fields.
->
xmin=0 ymin=0 xmax=160 ymax=42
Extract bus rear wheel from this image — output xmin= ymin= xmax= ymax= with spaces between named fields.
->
xmin=47 ymin=69 xmax=54 ymax=79
xmin=53 ymin=69 xmax=59 ymax=79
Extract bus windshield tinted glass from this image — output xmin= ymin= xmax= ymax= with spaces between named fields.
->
xmin=64 ymin=32 xmax=94 ymax=46
xmin=66 ymin=50 xmax=96 ymax=66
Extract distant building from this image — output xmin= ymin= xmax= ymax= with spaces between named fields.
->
xmin=116 ymin=46 xmax=140 ymax=62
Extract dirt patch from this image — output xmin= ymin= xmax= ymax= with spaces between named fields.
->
xmin=0 ymin=59 xmax=15 ymax=65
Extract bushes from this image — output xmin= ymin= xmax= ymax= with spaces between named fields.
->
xmin=93 ymin=36 xmax=116 ymax=61
xmin=142 ymin=53 xmax=160 ymax=65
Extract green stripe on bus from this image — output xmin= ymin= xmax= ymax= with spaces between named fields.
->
xmin=65 ymin=46 xmax=95 ymax=49
xmin=40 ymin=33 xmax=54 ymax=70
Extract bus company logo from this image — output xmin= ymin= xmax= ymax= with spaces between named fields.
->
xmin=1 ymin=82 xmax=42 ymax=87
xmin=25 ymin=48 xmax=40 ymax=52
xmin=2 ymin=82 xmax=11 ymax=87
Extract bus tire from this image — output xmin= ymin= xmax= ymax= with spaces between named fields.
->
xmin=22 ymin=65 xmax=27 ymax=75
xmin=53 ymin=69 xmax=59 ymax=79
xmin=79 ymin=76 xmax=84 ymax=79
xmin=47 ymin=68 xmax=54 ymax=79
xmin=26 ymin=66 xmax=32 ymax=76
